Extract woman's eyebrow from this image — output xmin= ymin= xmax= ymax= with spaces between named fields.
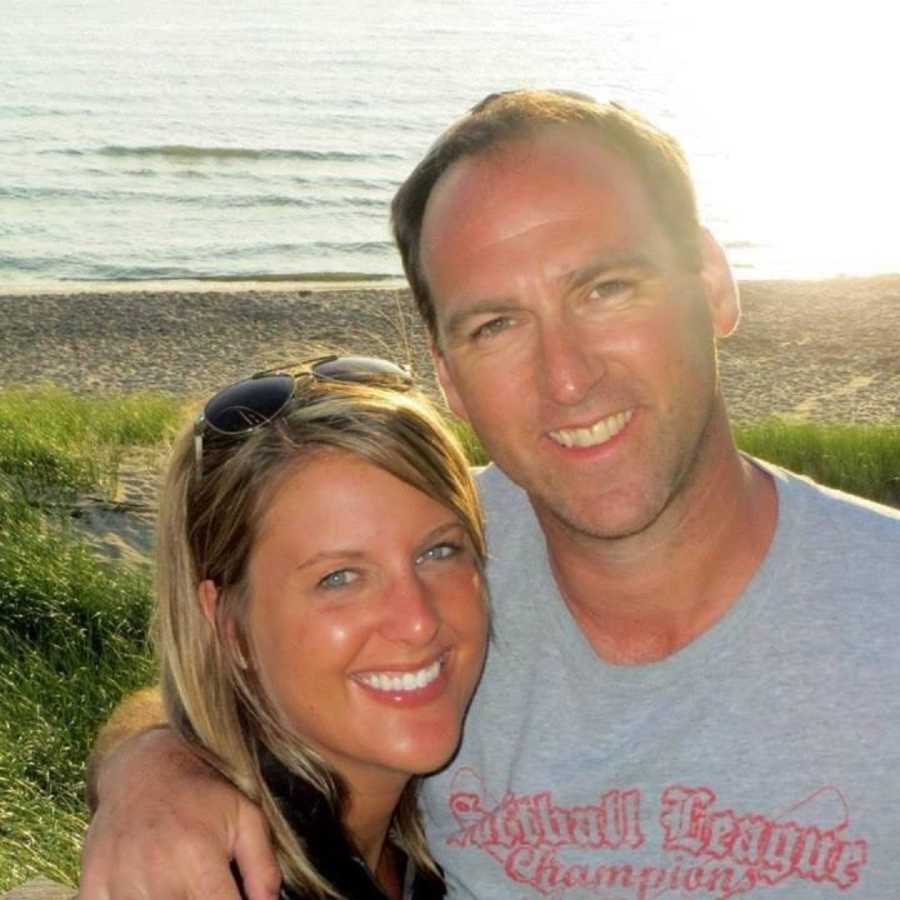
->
xmin=293 ymin=549 xmax=367 ymax=573
xmin=420 ymin=520 xmax=466 ymax=543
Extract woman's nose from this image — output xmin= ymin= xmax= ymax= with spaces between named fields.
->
xmin=377 ymin=572 xmax=442 ymax=646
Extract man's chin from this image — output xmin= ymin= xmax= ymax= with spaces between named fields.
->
xmin=532 ymin=486 xmax=670 ymax=544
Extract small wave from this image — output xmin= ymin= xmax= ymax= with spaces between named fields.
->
xmin=212 ymin=193 xmax=318 ymax=209
xmin=338 ymin=196 xmax=388 ymax=209
xmin=0 ymin=243 xmax=403 ymax=283
xmin=58 ymin=270 xmax=403 ymax=284
xmin=0 ymin=185 xmax=125 ymax=202
xmin=179 ymin=192 xmax=384 ymax=210
xmin=0 ymin=253 xmax=64 ymax=273
xmin=81 ymin=167 xmax=160 ymax=178
xmin=0 ymin=104 xmax=71 ymax=117
xmin=305 ymin=240 xmax=395 ymax=255
xmin=218 ymin=241 xmax=380 ymax=260
xmin=208 ymin=241 xmax=397 ymax=261
xmin=291 ymin=174 xmax=400 ymax=190
xmin=65 ymin=263 xmax=213 ymax=280
xmin=188 ymin=271 xmax=401 ymax=284
xmin=0 ymin=185 xmax=372 ymax=209
xmin=0 ymin=185 xmax=173 ymax=203
xmin=84 ymin=144 xmax=405 ymax=163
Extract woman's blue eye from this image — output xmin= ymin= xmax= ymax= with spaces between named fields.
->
xmin=319 ymin=569 xmax=358 ymax=589
xmin=418 ymin=542 xmax=461 ymax=564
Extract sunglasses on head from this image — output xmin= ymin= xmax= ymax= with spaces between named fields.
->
xmin=193 ymin=355 xmax=414 ymax=471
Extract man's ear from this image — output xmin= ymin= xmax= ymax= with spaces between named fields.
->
xmin=698 ymin=228 xmax=741 ymax=338
xmin=430 ymin=339 xmax=470 ymax=422
xmin=197 ymin=579 xmax=250 ymax=670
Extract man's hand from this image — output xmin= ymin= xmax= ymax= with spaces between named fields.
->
xmin=80 ymin=727 xmax=282 ymax=900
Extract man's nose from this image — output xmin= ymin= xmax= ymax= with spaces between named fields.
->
xmin=378 ymin=571 xmax=442 ymax=646
xmin=538 ymin=318 xmax=603 ymax=406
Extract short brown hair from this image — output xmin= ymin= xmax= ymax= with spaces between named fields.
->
xmin=391 ymin=89 xmax=703 ymax=339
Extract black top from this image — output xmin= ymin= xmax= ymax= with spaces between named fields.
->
xmin=255 ymin=751 xmax=446 ymax=900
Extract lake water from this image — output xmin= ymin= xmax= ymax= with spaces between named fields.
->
xmin=2 ymin=0 xmax=898 ymax=288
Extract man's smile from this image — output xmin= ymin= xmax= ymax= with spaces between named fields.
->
xmin=549 ymin=409 xmax=634 ymax=449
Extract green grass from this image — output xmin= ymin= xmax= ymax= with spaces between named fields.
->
xmin=0 ymin=389 xmax=897 ymax=890
xmin=734 ymin=419 xmax=900 ymax=506
xmin=0 ymin=389 xmax=180 ymax=891
xmin=446 ymin=417 xmax=491 ymax=468
xmin=0 ymin=497 xmax=157 ymax=889
xmin=0 ymin=619 xmax=154 ymax=887
xmin=0 ymin=386 xmax=181 ymax=504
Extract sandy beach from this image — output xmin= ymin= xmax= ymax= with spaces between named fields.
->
xmin=2 ymin=275 xmax=899 ymax=425
xmin=1 ymin=273 xmax=898 ymax=569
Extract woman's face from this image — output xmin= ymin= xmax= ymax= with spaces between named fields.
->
xmin=241 ymin=450 xmax=487 ymax=797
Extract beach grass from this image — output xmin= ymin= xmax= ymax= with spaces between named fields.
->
xmin=0 ymin=387 xmax=182 ymax=505
xmin=0 ymin=389 xmax=177 ymax=891
xmin=735 ymin=419 xmax=900 ymax=506
xmin=0 ymin=496 xmax=156 ymax=889
xmin=0 ymin=389 xmax=898 ymax=890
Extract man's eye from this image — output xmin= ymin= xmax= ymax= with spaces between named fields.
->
xmin=588 ymin=279 xmax=633 ymax=302
xmin=319 ymin=569 xmax=358 ymax=589
xmin=417 ymin=542 xmax=461 ymax=564
xmin=471 ymin=317 xmax=510 ymax=341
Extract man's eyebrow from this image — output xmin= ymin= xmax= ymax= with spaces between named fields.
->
xmin=562 ymin=255 xmax=658 ymax=291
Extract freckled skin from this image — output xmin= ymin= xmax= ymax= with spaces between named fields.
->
xmin=421 ymin=127 xmax=739 ymax=543
xmin=242 ymin=452 xmax=488 ymax=802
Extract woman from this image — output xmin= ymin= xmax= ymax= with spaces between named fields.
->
xmin=154 ymin=355 xmax=489 ymax=899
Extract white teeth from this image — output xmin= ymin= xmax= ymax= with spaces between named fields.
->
xmin=550 ymin=409 xmax=633 ymax=449
xmin=358 ymin=658 xmax=442 ymax=693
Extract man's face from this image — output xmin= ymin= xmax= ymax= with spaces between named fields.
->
xmin=420 ymin=127 xmax=738 ymax=542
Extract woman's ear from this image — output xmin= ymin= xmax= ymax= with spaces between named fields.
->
xmin=197 ymin=578 xmax=219 ymax=626
xmin=197 ymin=579 xmax=250 ymax=670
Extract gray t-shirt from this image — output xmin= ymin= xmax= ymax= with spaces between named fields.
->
xmin=422 ymin=460 xmax=900 ymax=898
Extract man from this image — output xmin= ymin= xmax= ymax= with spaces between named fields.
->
xmin=81 ymin=91 xmax=900 ymax=899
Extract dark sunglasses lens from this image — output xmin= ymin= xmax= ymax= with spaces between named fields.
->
xmin=312 ymin=356 xmax=412 ymax=388
xmin=204 ymin=374 xmax=295 ymax=434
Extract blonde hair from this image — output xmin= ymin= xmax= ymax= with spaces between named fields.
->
xmin=154 ymin=375 xmax=486 ymax=897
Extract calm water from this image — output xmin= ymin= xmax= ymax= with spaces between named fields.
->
xmin=2 ymin=0 xmax=898 ymax=287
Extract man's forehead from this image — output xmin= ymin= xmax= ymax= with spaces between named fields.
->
xmin=421 ymin=127 xmax=647 ymax=248
xmin=419 ymin=127 xmax=659 ymax=285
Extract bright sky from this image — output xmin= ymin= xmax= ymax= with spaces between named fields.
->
xmin=674 ymin=0 xmax=899 ymax=276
